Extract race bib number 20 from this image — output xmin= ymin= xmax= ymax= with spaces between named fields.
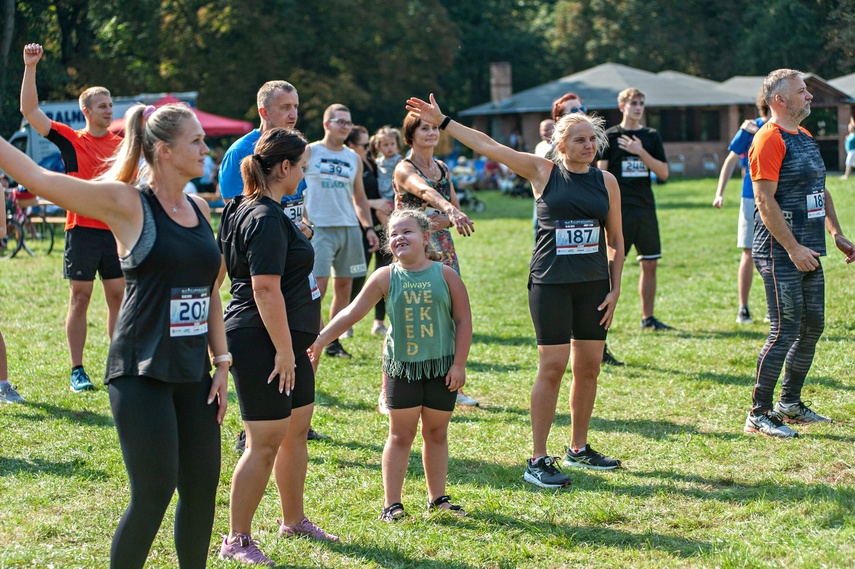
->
xmin=169 ymin=287 xmax=211 ymax=337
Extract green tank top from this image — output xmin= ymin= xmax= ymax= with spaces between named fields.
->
xmin=383 ymin=262 xmax=456 ymax=382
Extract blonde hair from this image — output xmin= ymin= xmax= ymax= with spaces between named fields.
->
xmin=372 ymin=126 xmax=404 ymax=157
xmin=99 ymin=103 xmax=197 ymax=184
xmin=551 ymin=113 xmax=608 ymax=162
xmin=78 ymin=87 xmax=110 ymax=111
xmin=386 ymin=208 xmax=442 ymax=262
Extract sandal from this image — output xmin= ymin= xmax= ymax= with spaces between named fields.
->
xmin=379 ymin=502 xmax=409 ymax=522
xmin=428 ymin=495 xmax=466 ymax=516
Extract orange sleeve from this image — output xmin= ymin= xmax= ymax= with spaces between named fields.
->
xmin=749 ymin=124 xmax=786 ymax=183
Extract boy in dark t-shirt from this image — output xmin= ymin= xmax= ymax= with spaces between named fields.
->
xmin=597 ymin=87 xmax=672 ymax=331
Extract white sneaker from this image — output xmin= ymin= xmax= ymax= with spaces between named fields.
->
xmin=456 ymin=392 xmax=479 ymax=406
xmin=0 ymin=383 xmax=25 ymax=404
xmin=774 ymin=401 xmax=831 ymax=424
xmin=744 ymin=411 xmax=798 ymax=438
xmin=371 ymin=321 xmax=388 ymax=335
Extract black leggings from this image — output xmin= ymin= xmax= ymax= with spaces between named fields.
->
xmin=752 ymin=257 xmax=825 ymax=414
xmin=108 ymin=375 xmax=221 ymax=569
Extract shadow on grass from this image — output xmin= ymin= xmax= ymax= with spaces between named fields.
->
xmin=467 ymin=360 xmax=524 ymax=373
xmin=641 ymin=364 xmax=855 ymax=392
xmin=621 ymin=468 xmax=855 ymax=509
xmin=472 ymin=332 xmax=535 ymax=347
xmin=329 ymin=542 xmax=479 ymax=569
xmin=15 ymin=401 xmax=114 ymax=428
xmin=0 ymin=456 xmax=108 ymax=480
xmin=459 ymin=511 xmax=710 ymax=558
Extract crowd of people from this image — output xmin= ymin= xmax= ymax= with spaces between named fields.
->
xmin=1 ymin=41 xmax=853 ymax=567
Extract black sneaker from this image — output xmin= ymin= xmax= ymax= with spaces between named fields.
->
xmin=563 ymin=445 xmax=622 ymax=470
xmin=523 ymin=456 xmax=571 ymax=489
xmin=307 ymin=427 xmax=329 ymax=441
xmin=640 ymin=316 xmax=673 ymax=331
xmin=602 ymin=344 xmax=624 ymax=366
xmin=234 ymin=430 xmax=247 ymax=453
xmin=325 ymin=339 xmax=352 ymax=359
xmin=736 ymin=306 xmax=752 ymax=324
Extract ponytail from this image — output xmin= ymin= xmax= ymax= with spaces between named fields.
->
xmin=99 ymin=104 xmax=146 ymax=183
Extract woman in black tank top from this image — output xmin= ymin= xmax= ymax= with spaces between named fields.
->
xmin=0 ymin=103 xmax=228 ymax=568
xmin=405 ymin=94 xmax=627 ymax=485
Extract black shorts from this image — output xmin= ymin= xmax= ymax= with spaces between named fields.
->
xmin=227 ymin=327 xmax=316 ymax=421
xmin=622 ymin=207 xmax=661 ymax=260
xmin=528 ymin=279 xmax=610 ymax=344
xmin=385 ymin=372 xmax=457 ymax=412
xmin=63 ymin=226 xmax=123 ymax=281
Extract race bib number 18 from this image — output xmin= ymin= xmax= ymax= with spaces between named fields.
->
xmin=169 ymin=287 xmax=211 ymax=337
xmin=556 ymin=220 xmax=600 ymax=255
xmin=806 ymin=192 xmax=825 ymax=219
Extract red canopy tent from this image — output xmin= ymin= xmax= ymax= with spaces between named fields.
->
xmin=109 ymin=94 xmax=253 ymax=137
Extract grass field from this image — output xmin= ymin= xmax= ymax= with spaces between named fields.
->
xmin=0 ymin=177 xmax=853 ymax=568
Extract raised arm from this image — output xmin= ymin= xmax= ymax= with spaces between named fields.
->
xmin=406 ymin=94 xmax=553 ymax=192
xmin=20 ymin=44 xmax=52 ymax=137
xmin=0 ymin=136 xmax=141 ymax=246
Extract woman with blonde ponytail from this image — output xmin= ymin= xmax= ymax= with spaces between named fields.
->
xmin=0 ymin=102 xmax=229 ymax=568
xmin=217 ymin=127 xmax=338 ymax=566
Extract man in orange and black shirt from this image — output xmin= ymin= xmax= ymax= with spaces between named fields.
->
xmin=21 ymin=43 xmax=124 ymax=393
xmin=744 ymin=69 xmax=855 ymax=439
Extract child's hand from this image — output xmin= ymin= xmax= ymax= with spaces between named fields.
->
xmin=445 ymin=364 xmax=466 ymax=392
xmin=307 ymin=341 xmax=323 ymax=363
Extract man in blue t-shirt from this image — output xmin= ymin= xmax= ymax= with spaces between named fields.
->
xmin=219 ymin=80 xmax=312 ymax=239
xmin=712 ymin=93 xmax=770 ymax=324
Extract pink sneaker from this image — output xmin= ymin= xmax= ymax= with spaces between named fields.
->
xmin=278 ymin=517 xmax=340 ymax=542
xmin=218 ymin=534 xmax=274 ymax=566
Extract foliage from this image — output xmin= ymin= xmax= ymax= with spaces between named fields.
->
xmin=0 ymin=179 xmax=854 ymax=567
xmin=1 ymin=1 xmax=855 ymax=140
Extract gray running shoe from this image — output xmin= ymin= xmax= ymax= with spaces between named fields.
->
xmin=563 ymin=445 xmax=622 ymax=470
xmin=743 ymin=411 xmax=798 ymax=438
xmin=774 ymin=401 xmax=832 ymax=424
xmin=0 ymin=383 xmax=25 ymax=404
xmin=640 ymin=316 xmax=674 ymax=331
xmin=523 ymin=456 xmax=571 ymax=489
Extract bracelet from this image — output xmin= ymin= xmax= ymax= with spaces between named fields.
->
xmin=439 ymin=116 xmax=452 ymax=130
xmin=362 ymin=226 xmax=376 ymax=235
xmin=212 ymin=353 xmax=232 ymax=366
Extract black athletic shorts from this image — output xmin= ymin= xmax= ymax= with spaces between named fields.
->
xmin=385 ymin=372 xmax=457 ymax=412
xmin=63 ymin=226 xmax=123 ymax=281
xmin=528 ymin=279 xmax=610 ymax=344
xmin=227 ymin=327 xmax=316 ymax=421
xmin=622 ymin=206 xmax=661 ymax=260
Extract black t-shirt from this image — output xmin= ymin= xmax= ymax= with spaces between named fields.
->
xmin=530 ymin=163 xmax=611 ymax=284
xmin=598 ymin=125 xmax=666 ymax=209
xmin=219 ymin=195 xmax=321 ymax=335
xmin=362 ymin=157 xmax=381 ymax=226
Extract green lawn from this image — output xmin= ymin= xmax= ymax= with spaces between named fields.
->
xmin=1 ymin=178 xmax=853 ymax=568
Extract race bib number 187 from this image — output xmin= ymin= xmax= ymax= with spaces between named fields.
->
xmin=806 ymin=192 xmax=825 ymax=219
xmin=169 ymin=287 xmax=211 ymax=337
xmin=556 ymin=220 xmax=600 ymax=255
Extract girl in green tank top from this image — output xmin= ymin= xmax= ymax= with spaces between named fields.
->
xmin=310 ymin=209 xmax=472 ymax=521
